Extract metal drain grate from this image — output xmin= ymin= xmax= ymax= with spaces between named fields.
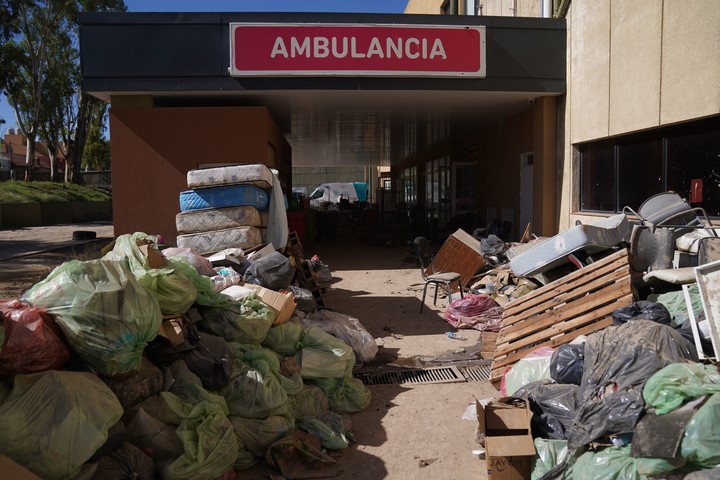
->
xmin=353 ymin=366 xmax=465 ymax=386
xmin=458 ymin=364 xmax=491 ymax=382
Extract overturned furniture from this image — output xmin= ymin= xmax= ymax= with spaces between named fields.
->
xmin=414 ymin=236 xmax=463 ymax=312
xmin=490 ymin=248 xmax=636 ymax=385
xmin=626 ymin=191 xmax=718 ymax=273
xmin=509 ymin=213 xmax=632 ymax=281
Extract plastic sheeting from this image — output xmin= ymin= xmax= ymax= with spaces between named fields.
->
xmin=0 ymin=371 xmax=123 ymax=480
xmin=265 ymin=171 xmax=289 ymax=250
xmin=23 ymin=259 xmax=162 ymax=377
xmin=568 ymin=321 xmax=697 ymax=448
xmin=443 ymin=294 xmax=504 ymax=331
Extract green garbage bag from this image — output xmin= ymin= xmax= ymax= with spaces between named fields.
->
xmin=654 ymin=285 xmax=703 ymax=326
xmin=0 ymin=379 xmax=9 ymax=405
xmin=644 ymin=362 xmax=720 ymax=414
xmin=165 ymin=360 xmax=229 ymax=413
xmin=568 ymin=445 xmax=646 ymax=480
xmin=307 ymin=376 xmax=372 ymax=414
xmin=161 ymin=392 xmax=238 ymax=480
xmin=199 ymin=294 xmax=275 ymax=344
xmin=221 ymin=361 xmax=289 ymax=419
xmin=532 ymin=438 xmax=569 ymax=480
xmin=296 ymin=326 xmax=356 ymax=380
xmin=681 ymin=393 xmax=720 ymax=468
xmin=262 ymin=321 xmax=303 ymax=356
xmin=23 ymin=259 xmax=162 ymax=376
xmin=288 ymin=386 xmax=330 ymax=418
xmin=243 ymin=347 xmax=304 ymax=395
xmin=0 ymin=371 xmax=123 ymax=480
xmin=296 ymin=412 xmax=352 ymax=450
xmin=230 ymin=415 xmax=295 ymax=458
xmin=103 ymin=233 xmax=197 ymax=315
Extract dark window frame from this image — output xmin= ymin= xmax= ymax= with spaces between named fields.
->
xmin=579 ymin=115 xmax=720 ymax=217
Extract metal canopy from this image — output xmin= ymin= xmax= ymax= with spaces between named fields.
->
xmin=79 ymin=12 xmax=566 ymax=167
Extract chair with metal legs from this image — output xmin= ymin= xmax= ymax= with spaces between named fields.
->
xmin=413 ymin=236 xmax=464 ymax=312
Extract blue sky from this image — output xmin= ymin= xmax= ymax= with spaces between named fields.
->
xmin=0 ymin=0 xmax=409 ymax=132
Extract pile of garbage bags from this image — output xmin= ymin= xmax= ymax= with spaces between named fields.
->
xmin=0 ymin=232 xmax=374 ymax=479
xmin=500 ymin=299 xmax=720 ymax=479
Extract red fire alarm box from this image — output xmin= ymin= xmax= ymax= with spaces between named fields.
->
xmin=691 ymin=179 xmax=703 ymax=203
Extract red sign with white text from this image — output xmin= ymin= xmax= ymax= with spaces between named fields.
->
xmin=230 ymin=23 xmax=486 ymax=77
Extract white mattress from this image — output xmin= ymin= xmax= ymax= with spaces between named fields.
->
xmin=187 ymin=164 xmax=273 ymax=190
xmin=176 ymin=226 xmax=264 ymax=254
xmin=510 ymin=213 xmax=632 ymax=277
xmin=176 ymin=206 xmax=263 ymax=234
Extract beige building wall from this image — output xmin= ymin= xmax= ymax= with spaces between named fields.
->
xmin=563 ymin=0 xmax=720 ymax=227
xmin=404 ymin=0 xmax=445 ymax=14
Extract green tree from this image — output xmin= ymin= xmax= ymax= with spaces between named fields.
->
xmin=1 ymin=0 xmax=125 ymax=183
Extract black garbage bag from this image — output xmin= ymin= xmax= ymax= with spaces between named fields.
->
xmin=145 ymin=325 xmax=234 ymax=392
xmin=567 ymin=320 xmax=697 ymax=448
xmin=612 ymin=301 xmax=672 ymax=326
xmin=243 ymin=252 xmax=295 ymax=290
xmin=550 ymin=344 xmax=585 ymax=386
xmin=515 ymin=380 xmax=580 ymax=440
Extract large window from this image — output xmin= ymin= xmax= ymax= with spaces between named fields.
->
xmin=580 ymin=116 xmax=720 ymax=216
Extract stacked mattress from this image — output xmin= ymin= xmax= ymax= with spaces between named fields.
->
xmin=176 ymin=164 xmax=274 ymax=253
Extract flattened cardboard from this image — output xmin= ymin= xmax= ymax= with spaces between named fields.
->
xmin=139 ymin=243 xmax=168 ymax=269
xmin=0 ymin=455 xmax=42 ymax=480
xmin=243 ymin=283 xmax=296 ymax=326
xmin=477 ymin=397 xmax=536 ymax=480
xmin=246 ymin=243 xmax=275 ymax=262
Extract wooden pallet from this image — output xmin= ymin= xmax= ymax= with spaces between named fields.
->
xmin=489 ymin=248 xmax=636 ymax=384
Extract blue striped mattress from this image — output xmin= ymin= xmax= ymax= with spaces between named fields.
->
xmin=179 ymin=185 xmax=269 ymax=212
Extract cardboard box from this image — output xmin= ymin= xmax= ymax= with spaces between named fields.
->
xmin=244 ymin=283 xmax=297 ymax=326
xmin=157 ymin=315 xmax=186 ymax=346
xmin=0 ymin=455 xmax=42 ymax=480
xmin=246 ymin=243 xmax=276 ymax=262
xmin=477 ymin=397 xmax=536 ymax=480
